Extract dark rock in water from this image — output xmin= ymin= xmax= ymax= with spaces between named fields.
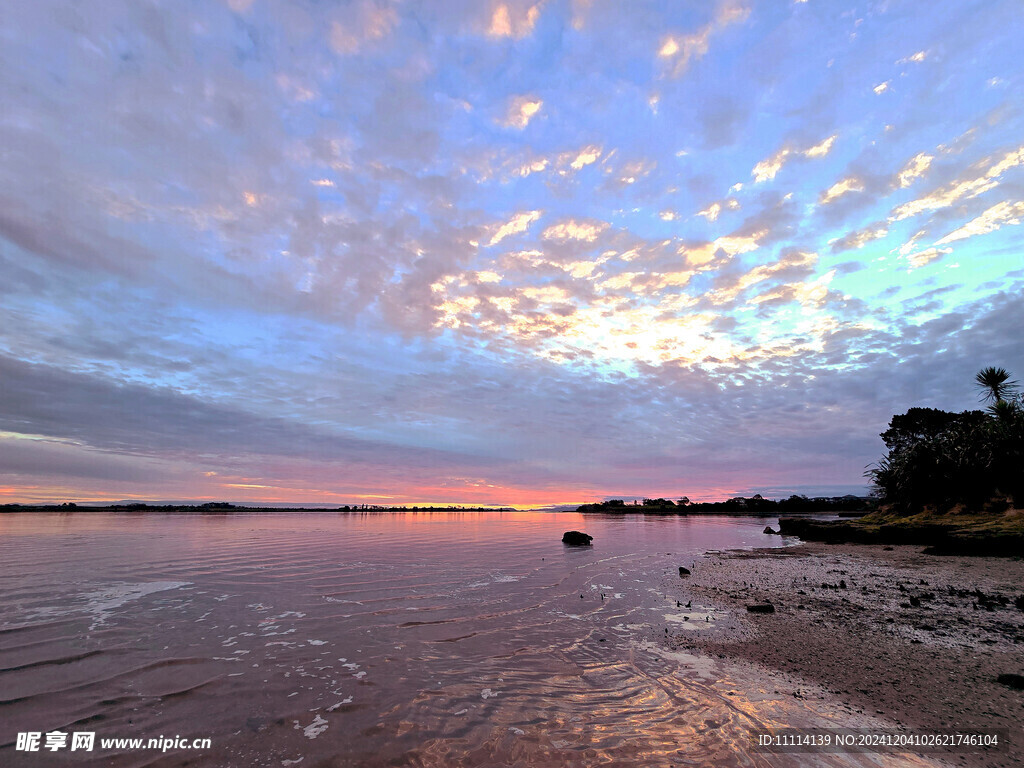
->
xmin=763 ymin=526 xmax=778 ymax=535
xmin=747 ymin=603 xmax=775 ymax=614
xmin=996 ymin=673 xmax=1024 ymax=690
xmin=679 ymin=566 xmax=691 ymax=576
xmin=562 ymin=530 xmax=593 ymax=546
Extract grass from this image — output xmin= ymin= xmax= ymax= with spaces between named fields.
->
xmin=778 ymin=504 xmax=1024 ymax=556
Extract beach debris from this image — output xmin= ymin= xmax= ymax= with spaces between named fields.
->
xmin=678 ymin=566 xmax=691 ymax=576
xmin=562 ymin=531 xmax=593 ymax=546
xmin=763 ymin=526 xmax=779 ymax=535
xmin=997 ymin=673 xmax=1024 ymax=690
xmin=746 ymin=603 xmax=775 ymax=614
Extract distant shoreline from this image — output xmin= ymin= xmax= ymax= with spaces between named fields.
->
xmin=0 ymin=502 xmax=867 ymax=517
xmin=0 ymin=503 xmax=517 ymax=514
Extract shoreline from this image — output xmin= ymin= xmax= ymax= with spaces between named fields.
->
xmin=666 ymin=542 xmax=1024 ymax=767
xmin=778 ymin=513 xmax=1024 ymax=557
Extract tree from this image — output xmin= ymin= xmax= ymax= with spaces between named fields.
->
xmin=880 ymin=408 xmax=984 ymax=454
xmin=975 ymin=366 xmax=1018 ymax=404
xmin=867 ymin=368 xmax=1024 ymax=511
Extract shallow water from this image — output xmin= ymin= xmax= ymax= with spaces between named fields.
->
xmin=0 ymin=511 xmax=930 ymax=767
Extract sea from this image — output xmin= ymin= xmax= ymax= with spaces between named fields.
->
xmin=0 ymin=510 xmax=933 ymax=767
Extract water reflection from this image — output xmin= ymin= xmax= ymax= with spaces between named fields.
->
xmin=0 ymin=512 xmax=933 ymax=766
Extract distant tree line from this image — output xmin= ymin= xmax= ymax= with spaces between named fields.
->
xmin=576 ymin=493 xmax=873 ymax=514
xmin=866 ymin=367 xmax=1024 ymax=513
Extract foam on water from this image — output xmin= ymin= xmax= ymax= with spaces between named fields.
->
xmin=17 ymin=580 xmax=191 ymax=629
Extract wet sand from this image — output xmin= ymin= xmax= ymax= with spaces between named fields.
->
xmin=669 ymin=542 xmax=1024 ymax=768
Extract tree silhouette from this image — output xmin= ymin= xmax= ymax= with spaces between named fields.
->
xmin=975 ymin=366 xmax=1018 ymax=404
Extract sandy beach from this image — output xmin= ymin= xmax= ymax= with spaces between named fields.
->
xmin=666 ymin=542 xmax=1024 ymax=768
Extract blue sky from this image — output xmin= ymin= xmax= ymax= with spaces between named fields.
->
xmin=1 ymin=0 xmax=1022 ymax=505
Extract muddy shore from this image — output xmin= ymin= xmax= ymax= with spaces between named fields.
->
xmin=666 ymin=542 xmax=1024 ymax=768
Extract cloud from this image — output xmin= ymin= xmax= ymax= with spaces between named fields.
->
xmin=0 ymin=355 xmax=491 ymax=474
xmin=542 ymin=219 xmax=609 ymax=242
xmin=565 ymin=145 xmax=602 ymax=171
xmin=698 ymin=98 xmax=748 ymax=149
xmin=501 ymin=95 xmax=544 ymax=129
xmin=487 ymin=2 xmax=543 ymax=39
xmin=935 ymin=200 xmax=1024 ymax=245
xmin=890 ymin=145 xmax=1024 ymax=221
xmin=696 ymin=198 xmax=740 ymax=221
xmin=895 ymin=229 xmax=928 ymax=257
xmin=658 ymin=2 xmax=750 ymax=78
xmin=820 ymin=177 xmax=864 ymax=205
xmin=752 ymin=135 xmax=837 ymax=182
xmin=897 ymin=50 xmax=928 ymax=64
xmin=601 ymin=158 xmax=658 ymax=190
xmin=707 ymin=249 xmax=818 ymax=304
xmin=804 ymin=135 xmax=837 ymax=158
xmin=906 ymin=247 xmax=951 ymax=268
xmin=329 ymin=3 xmax=399 ymax=54
xmin=2 ymin=0 xmax=1022 ymax=504
xmin=0 ymin=432 xmax=169 ymax=484
xmin=489 ymin=210 xmax=543 ymax=246
xmin=873 ymin=81 xmax=890 ymax=94
xmin=896 ymin=152 xmax=933 ymax=188
xmin=830 ymin=223 xmax=888 ymax=253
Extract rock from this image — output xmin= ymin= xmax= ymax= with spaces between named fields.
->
xmin=747 ymin=603 xmax=775 ymax=614
xmin=678 ymin=566 xmax=691 ymax=576
xmin=996 ymin=673 xmax=1024 ymax=690
xmin=763 ymin=526 xmax=779 ymax=535
xmin=562 ymin=530 xmax=593 ymax=545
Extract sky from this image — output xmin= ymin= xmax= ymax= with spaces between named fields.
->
xmin=1 ymin=0 xmax=1022 ymax=507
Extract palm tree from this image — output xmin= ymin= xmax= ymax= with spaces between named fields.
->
xmin=975 ymin=366 xmax=1018 ymax=404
